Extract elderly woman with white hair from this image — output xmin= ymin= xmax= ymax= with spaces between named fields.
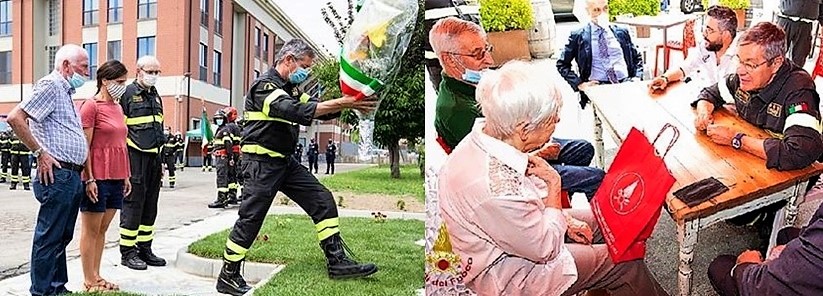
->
xmin=438 ymin=61 xmax=669 ymax=296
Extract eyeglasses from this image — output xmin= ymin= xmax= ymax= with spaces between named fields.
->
xmin=141 ymin=68 xmax=161 ymax=75
xmin=445 ymin=44 xmax=493 ymax=60
xmin=704 ymin=26 xmax=717 ymax=35
xmin=735 ymin=55 xmax=777 ymax=73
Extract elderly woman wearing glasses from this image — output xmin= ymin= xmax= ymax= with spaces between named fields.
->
xmin=438 ymin=60 xmax=668 ymax=296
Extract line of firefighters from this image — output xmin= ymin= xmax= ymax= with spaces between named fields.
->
xmin=0 ymin=129 xmax=34 ymax=190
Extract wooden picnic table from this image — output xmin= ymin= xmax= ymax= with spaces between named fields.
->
xmin=583 ymin=81 xmax=823 ymax=296
xmin=613 ymin=14 xmax=693 ymax=74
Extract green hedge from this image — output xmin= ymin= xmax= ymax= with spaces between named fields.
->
xmin=608 ymin=0 xmax=660 ymax=21
xmin=703 ymin=0 xmax=751 ymax=10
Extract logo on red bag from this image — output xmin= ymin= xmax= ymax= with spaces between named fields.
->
xmin=609 ymin=172 xmax=645 ymax=215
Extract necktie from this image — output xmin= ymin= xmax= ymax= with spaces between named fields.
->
xmin=598 ymin=27 xmax=619 ymax=84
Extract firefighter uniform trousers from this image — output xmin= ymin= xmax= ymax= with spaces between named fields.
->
xmin=163 ymin=146 xmax=176 ymax=187
xmin=234 ymin=154 xmax=243 ymax=196
xmin=0 ymin=148 xmax=9 ymax=182
xmin=10 ymin=146 xmax=31 ymax=187
xmin=202 ymin=151 xmax=213 ymax=171
xmin=215 ymin=152 xmax=237 ymax=199
xmin=120 ymin=148 xmax=162 ymax=252
xmin=223 ymin=154 xmax=339 ymax=263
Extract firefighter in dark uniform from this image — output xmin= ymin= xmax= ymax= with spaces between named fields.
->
xmin=214 ymin=39 xmax=379 ymax=295
xmin=118 ymin=56 xmax=167 ymax=270
xmin=208 ymin=108 xmax=242 ymax=208
xmin=307 ymin=138 xmax=319 ymax=173
xmin=162 ymin=131 xmax=178 ymax=188
xmin=202 ymin=140 xmax=214 ymax=172
xmin=295 ymin=142 xmax=304 ymax=164
xmin=174 ymin=132 xmax=185 ymax=171
xmin=325 ymin=139 xmax=337 ymax=174
xmin=8 ymin=131 xmax=31 ymax=190
xmin=424 ymin=0 xmax=480 ymax=90
xmin=694 ymin=23 xmax=823 ymax=253
xmin=0 ymin=129 xmax=10 ymax=183
xmin=776 ymin=0 xmax=820 ymax=66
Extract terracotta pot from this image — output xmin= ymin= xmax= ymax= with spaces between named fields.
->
xmin=636 ymin=26 xmax=651 ymax=38
xmin=487 ymin=30 xmax=532 ymax=66
xmin=735 ymin=9 xmax=746 ymax=30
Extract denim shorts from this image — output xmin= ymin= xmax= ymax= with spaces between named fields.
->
xmin=80 ymin=180 xmax=125 ymax=212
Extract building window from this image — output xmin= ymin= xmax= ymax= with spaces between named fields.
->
xmin=214 ymin=0 xmax=223 ymax=36
xmin=83 ymin=43 xmax=98 ymax=80
xmin=0 ymin=1 xmax=11 ymax=37
xmin=274 ymin=36 xmax=284 ymax=56
xmin=138 ymin=0 xmax=157 ymax=20
xmin=83 ymin=0 xmax=98 ymax=26
xmin=47 ymin=46 xmax=58 ymax=73
xmin=108 ymin=0 xmax=122 ymax=23
xmin=200 ymin=0 xmax=209 ymax=28
xmin=107 ymin=40 xmax=121 ymax=61
xmin=199 ymin=43 xmax=208 ymax=81
xmin=48 ymin=0 xmax=60 ymax=36
xmin=254 ymin=27 xmax=260 ymax=58
xmin=213 ymin=50 xmax=221 ymax=86
xmin=0 ymin=51 xmax=10 ymax=84
xmin=262 ymin=33 xmax=269 ymax=63
xmin=137 ymin=36 xmax=155 ymax=58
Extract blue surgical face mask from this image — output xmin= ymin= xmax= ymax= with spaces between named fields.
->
xmin=68 ymin=72 xmax=88 ymax=89
xmin=462 ymin=69 xmax=485 ymax=84
xmin=289 ymin=66 xmax=309 ymax=84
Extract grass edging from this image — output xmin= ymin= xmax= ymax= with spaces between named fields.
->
xmin=175 ymin=247 xmax=284 ymax=284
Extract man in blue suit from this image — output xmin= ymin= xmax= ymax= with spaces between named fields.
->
xmin=557 ymin=0 xmax=644 ymax=108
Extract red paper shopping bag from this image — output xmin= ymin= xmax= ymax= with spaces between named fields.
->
xmin=591 ymin=124 xmax=679 ymax=263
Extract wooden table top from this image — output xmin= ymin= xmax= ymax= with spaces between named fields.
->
xmin=613 ymin=14 xmax=692 ymax=29
xmin=584 ymin=81 xmax=823 ymax=221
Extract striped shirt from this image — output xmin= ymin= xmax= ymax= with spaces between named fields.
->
xmin=19 ymin=71 xmax=88 ymax=166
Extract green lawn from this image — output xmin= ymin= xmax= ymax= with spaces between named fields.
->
xmin=188 ymin=215 xmax=424 ymax=296
xmin=73 ymin=292 xmax=143 ymax=296
xmin=320 ymin=165 xmax=424 ymax=202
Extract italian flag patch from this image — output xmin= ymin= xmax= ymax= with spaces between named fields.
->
xmin=339 ymin=56 xmax=384 ymax=101
xmin=788 ymin=102 xmax=809 ymax=114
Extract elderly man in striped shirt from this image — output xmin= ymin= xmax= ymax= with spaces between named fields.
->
xmin=7 ymin=44 xmax=90 ymax=296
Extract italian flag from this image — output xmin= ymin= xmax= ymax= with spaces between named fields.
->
xmin=339 ymin=56 xmax=384 ymax=101
xmin=789 ymin=102 xmax=809 ymax=114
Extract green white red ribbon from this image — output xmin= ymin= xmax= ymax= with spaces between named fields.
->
xmin=339 ymin=56 xmax=384 ymax=100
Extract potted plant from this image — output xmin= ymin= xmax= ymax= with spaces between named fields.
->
xmin=703 ymin=0 xmax=751 ymax=29
xmin=479 ymin=0 xmax=534 ymax=66
xmin=609 ymin=0 xmax=661 ymax=38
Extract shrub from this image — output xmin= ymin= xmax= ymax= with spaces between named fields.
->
xmin=608 ymin=0 xmax=660 ymax=21
xmin=479 ymin=0 xmax=534 ymax=32
xmin=702 ymin=0 xmax=751 ymax=10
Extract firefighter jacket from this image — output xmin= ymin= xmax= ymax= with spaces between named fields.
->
xmin=241 ymin=68 xmax=339 ymax=158
xmin=214 ymin=122 xmax=242 ymax=157
xmin=120 ymin=81 xmax=165 ymax=153
xmin=694 ymin=61 xmax=823 ymax=171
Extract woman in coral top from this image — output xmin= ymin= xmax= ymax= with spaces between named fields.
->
xmin=77 ymin=60 xmax=131 ymax=292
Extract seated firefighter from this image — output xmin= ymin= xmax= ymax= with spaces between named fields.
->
xmin=430 ymin=16 xmax=604 ymax=200
xmin=693 ymin=22 xmax=823 ymax=251
xmin=438 ymin=60 xmax=669 ymax=296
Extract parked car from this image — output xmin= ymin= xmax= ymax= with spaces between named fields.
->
xmin=681 ymin=0 xmax=704 ymax=14
xmin=552 ymin=0 xmax=576 ymax=20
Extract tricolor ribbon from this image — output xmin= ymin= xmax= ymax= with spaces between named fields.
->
xmin=339 ymin=55 xmax=384 ymax=100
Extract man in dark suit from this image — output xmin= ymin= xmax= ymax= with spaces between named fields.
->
xmin=557 ymin=0 xmax=644 ymax=108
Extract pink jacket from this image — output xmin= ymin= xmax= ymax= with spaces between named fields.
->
xmin=438 ymin=125 xmax=578 ymax=296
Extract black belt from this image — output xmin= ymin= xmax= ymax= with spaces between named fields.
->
xmin=57 ymin=161 xmax=84 ymax=172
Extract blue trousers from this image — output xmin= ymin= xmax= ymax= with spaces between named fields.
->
xmin=29 ymin=168 xmax=83 ymax=296
xmin=550 ymin=138 xmax=605 ymax=200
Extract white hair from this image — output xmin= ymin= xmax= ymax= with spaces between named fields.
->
xmin=475 ymin=60 xmax=564 ymax=137
xmin=53 ymin=44 xmax=88 ymax=71
xmin=429 ymin=17 xmax=486 ymax=54
xmin=137 ymin=55 xmax=160 ymax=69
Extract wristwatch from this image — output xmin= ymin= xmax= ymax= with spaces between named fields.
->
xmin=33 ymin=148 xmax=44 ymax=158
xmin=732 ymin=133 xmax=746 ymax=150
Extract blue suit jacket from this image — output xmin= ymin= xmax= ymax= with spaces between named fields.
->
xmin=556 ymin=24 xmax=644 ymax=94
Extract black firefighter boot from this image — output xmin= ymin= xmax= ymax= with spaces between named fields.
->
xmin=216 ymin=259 xmax=252 ymax=296
xmin=137 ymin=241 xmax=167 ymax=266
xmin=321 ymin=233 xmax=378 ymax=279
xmin=120 ymin=246 xmax=148 ymax=270
xmin=209 ymin=192 xmax=230 ymax=208
xmin=227 ymin=190 xmax=238 ymax=205
xmin=23 ymin=182 xmax=30 ymax=191
xmin=9 ymin=182 xmax=16 ymax=190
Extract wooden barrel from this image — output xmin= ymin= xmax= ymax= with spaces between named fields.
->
xmin=528 ymin=0 xmax=556 ymax=59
